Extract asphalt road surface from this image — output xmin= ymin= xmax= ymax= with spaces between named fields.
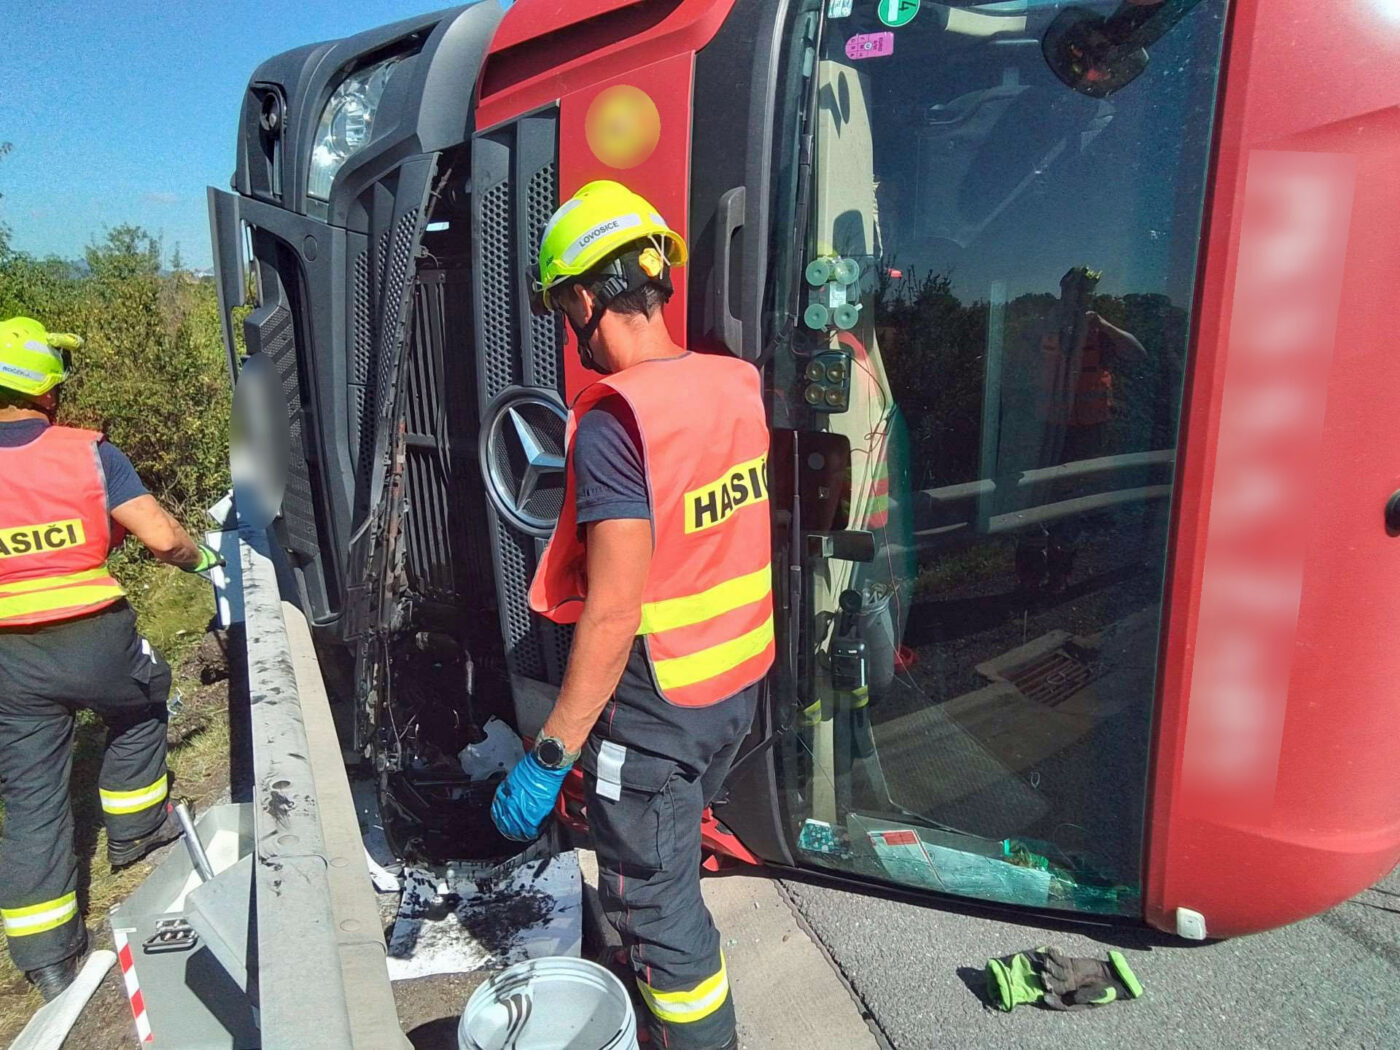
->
xmin=779 ymin=863 xmax=1400 ymax=1050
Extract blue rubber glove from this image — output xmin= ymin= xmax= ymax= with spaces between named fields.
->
xmin=491 ymin=752 xmax=571 ymax=842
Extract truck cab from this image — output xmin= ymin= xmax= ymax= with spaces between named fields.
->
xmin=210 ymin=0 xmax=1400 ymax=939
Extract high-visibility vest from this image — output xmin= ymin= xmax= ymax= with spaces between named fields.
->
xmin=0 ymin=426 xmax=126 ymax=627
xmin=531 ymin=353 xmax=774 ymax=708
xmin=1039 ymin=331 xmax=1113 ymax=427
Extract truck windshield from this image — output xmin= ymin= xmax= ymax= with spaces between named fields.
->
xmin=769 ymin=0 xmax=1229 ymax=913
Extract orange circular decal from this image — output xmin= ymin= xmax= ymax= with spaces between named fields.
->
xmin=585 ymin=86 xmax=661 ymax=170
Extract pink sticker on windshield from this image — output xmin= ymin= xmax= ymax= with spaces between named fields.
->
xmin=845 ymin=32 xmax=894 ymax=60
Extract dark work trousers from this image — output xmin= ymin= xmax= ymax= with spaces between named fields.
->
xmin=0 ymin=601 xmax=171 ymax=971
xmin=584 ymin=648 xmax=759 ymax=1050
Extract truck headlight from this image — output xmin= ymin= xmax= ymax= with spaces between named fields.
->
xmin=307 ymin=57 xmax=399 ymax=202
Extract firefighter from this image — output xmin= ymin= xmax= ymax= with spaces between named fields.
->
xmin=492 ymin=181 xmax=772 ymax=1050
xmin=0 ymin=317 xmax=223 ymax=1000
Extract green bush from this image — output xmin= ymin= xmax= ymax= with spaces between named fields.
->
xmin=0 ymin=226 xmax=232 ymax=524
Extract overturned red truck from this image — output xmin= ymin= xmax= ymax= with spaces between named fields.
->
xmin=210 ymin=0 xmax=1400 ymax=944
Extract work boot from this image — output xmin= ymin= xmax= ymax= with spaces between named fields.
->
xmin=640 ymin=1030 xmax=737 ymax=1050
xmin=108 ymin=811 xmax=183 ymax=871
xmin=25 ymin=930 xmax=86 ymax=1002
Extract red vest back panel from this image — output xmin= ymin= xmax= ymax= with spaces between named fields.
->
xmin=531 ymin=353 xmax=774 ymax=707
xmin=0 ymin=426 xmax=126 ymax=626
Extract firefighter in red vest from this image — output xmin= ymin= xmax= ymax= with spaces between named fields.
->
xmin=491 ymin=182 xmax=772 ymax=1050
xmin=0 ymin=317 xmax=223 ymax=1000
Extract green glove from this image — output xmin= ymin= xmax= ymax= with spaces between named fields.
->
xmin=186 ymin=543 xmax=225 ymax=576
xmin=1039 ymin=948 xmax=1143 ymax=1010
xmin=44 ymin=332 xmax=83 ymax=351
xmin=985 ymin=950 xmax=1049 ymax=1011
xmin=986 ymin=948 xmax=1143 ymax=1012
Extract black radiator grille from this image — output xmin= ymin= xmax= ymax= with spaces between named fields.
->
xmin=473 ymin=112 xmax=570 ymax=685
xmin=494 ymin=518 xmax=545 ymax=679
xmin=378 ymin=209 xmax=420 ymax=416
xmin=351 ymin=250 xmax=374 ymax=492
xmin=480 ymin=180 xmax=521 ymax=399
xmin=401 ymin=274 xmax=453 ymax=598
xmin=525 ymin=164 xmax=563 ymax=390
xmin=352 ymin=251 xmax=373 ymax=385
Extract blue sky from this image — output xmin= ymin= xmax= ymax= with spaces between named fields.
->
xmin=0 ymin=1 xmax=449 ymax=269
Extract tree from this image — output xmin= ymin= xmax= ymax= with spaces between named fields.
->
xmin=85 ymin=224 xmax=162 ymax=281
xmin=170 ymin=242 xmax=185 ymax=273
xmin=0 ymin=141 xmax=13 ymax=258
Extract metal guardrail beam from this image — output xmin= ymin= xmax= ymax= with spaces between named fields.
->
xmin=915 ymin=449 xmax=1178 ymax=533
xmin=240 ymin=526 xmax=408 ymax=1049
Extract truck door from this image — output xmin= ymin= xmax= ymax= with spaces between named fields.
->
xmin=748 ymin=0 xmax=1231 ymax=919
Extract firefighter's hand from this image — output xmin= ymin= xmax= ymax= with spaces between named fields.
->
xmin=184 ymin=543 xmax=226 ymax=577
xmin=491 ymin=753 xmax=569 ymax=841
xmin=44 ymin=331 xmax=83 ymax=351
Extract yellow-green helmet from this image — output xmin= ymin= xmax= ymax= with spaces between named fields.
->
xmin=535 ymin=180 xmax=687 ymax=310
xmin=0 ymin=317 xmax=81 ymax=398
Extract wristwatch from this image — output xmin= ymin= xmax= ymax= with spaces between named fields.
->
xmin=534 ymin=735 xmax=581 ymax=770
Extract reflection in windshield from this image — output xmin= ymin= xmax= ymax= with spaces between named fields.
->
xmin=770 ymin=0 xmax=1228 ymax=914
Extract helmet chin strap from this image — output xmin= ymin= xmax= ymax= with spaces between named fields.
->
xmin=562 ymin=247 xmax=675 ymax=375
xmin=568 ymin=304 xmax=611 ymax=375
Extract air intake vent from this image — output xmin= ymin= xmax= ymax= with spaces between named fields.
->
xmin=525 ymin=164 xmax=564 ymax=390
xmin=472 ymin=111 xmax=569 ymax=685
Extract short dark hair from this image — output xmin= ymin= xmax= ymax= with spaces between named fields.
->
xmin=606 ymin=282 xmax=671 ymax=318
xmin=0 ymin=387 xmax=38 ymax=410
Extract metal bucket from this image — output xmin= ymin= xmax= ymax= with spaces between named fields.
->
xmin=458 ymin=957 xmax=638 ymax=1050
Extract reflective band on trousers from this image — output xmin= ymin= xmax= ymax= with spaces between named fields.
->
xmin=637 ymin=566 xmax=772 ymax=635
xmin=0 ymin=566 xmax=124 ymax=621
xmin=637 ymin=955 xmax=729 ymax=1024
xmin=651 ymin=615 xmax=775 ymax=692
xmin=100 ymin=775 xmax=168 ymax=815
xmin=2 ymin=893 xmax=78 ymax=937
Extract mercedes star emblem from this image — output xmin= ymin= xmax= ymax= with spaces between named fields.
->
xmin=480 ymin=388 xmax=568 ymax=537
xmin=506 ymin=405 xmax=565 ymax=508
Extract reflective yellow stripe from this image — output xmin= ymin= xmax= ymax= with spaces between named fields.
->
xmin=652 ymin=615 xmax=774 ymax=692
xmin=638 ymin=566 xmax=772 ymax=635
xmin=638 ymin=955 xmax=729 ymax=1024
xmin=0 ymin=583 xmax=126 ymax=621
xmin=100 ymin=775 xmax=168 ymax=815
xmin=2 ymin=893 xmax=78 ymax=937
xmin=0 ymin=566 xmax=112 ymax=596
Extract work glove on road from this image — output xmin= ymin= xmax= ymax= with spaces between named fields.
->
xmin=491 ymin=752 xmax=570 ymax=841
xmin=986 ymin=947 xmax=1143 ymax=1012
xmin=1039 ymin=948 xmax=1143 ymax=1010
xmin=985 ymin=950 xmax=1047 ymax=1011
xmin=185 ymin=542 xmax=226 ymax=578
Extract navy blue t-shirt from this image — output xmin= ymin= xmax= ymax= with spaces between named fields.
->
xmin=573 ymin=396 xmax=649 ymax=527
xmin=0 ymin=419 xmax=148 ymax=509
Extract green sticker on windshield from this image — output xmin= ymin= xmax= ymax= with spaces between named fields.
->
xmin=877 ymin=0 xmax=920 ymax=28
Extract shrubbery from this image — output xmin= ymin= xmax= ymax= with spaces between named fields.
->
xmin=0 ymin=225 xmax=231 ymax=523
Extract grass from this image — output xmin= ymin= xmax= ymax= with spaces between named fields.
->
xmin=0 ymin=562 xmax=228 ymax=1041
xmin=914 ymin=539 xmax=1017 ymax=597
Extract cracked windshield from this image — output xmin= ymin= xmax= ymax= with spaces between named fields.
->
xmin=773 ymin=0 xmax=1228 ymax=914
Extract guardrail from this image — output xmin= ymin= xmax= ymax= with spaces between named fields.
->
xmin=912 ymin=448 xmax=1177 ymax=546
xmin=240 ymin=525 xmax=409 ymax=1049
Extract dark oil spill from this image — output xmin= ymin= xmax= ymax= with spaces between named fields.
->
xmin=460 ymin=885 xmax=556 ymax=964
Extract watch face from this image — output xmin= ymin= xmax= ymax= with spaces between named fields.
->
xmin=537 ymin=738 xmax=566 ymax=768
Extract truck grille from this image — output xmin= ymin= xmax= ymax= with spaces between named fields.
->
xmin=473 ymin=111 xmax=571 ymax=684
